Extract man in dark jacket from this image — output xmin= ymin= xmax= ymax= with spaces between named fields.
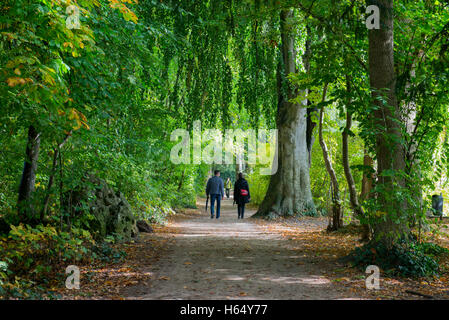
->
xmin=233 ymin=172 xmax=250 ymax=219
xmin=206 ymin=170 xmax=224 ymax=219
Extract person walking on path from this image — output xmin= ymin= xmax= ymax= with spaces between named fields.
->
xmin=225 ymin=177 xmax=232 ymax=199
xmin=233 ymin=172 xmax=250 ymax=219
xmin=206 ymin=170 xmax=224 ymax=219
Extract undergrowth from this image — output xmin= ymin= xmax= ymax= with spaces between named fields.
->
xmin=0 ymin=224 xmax=126 ymax=299
xmin=349 ymin=239 xmax=449 ymax=278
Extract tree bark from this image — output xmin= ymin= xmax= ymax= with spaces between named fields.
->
xmin=177 ymin=168 xmax=186 ymax=191
xmin=304 ymin=26 xmax=317 ymax=166
xmin=368 ymin=0 xmax=409 ymax=246
xmin=254 ymin=10 xmax=315 ymax=218
xmin=342 ymin=107 xmax=363 ymax=218
xmin=40 ymin=132 xmax=72 ymax=220
xmin=342 ymin=111 xmax=371 ymax=241
xmin=360 ymin=149 xmax=374 ymax=200
xmin=360 ymin=148 xmax=374 ymax=241
xmin=318 ymin=84 xmax=342 ymax=230
xmin=18 ymin=125 xmax=41 ymax=221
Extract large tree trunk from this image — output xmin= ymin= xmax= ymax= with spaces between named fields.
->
xmin=368 ymin=0 xmax=408 ymax=246
xmin=253 ymin=10 xmax=315 ymax=218
xmin=318 ymin=84 xmax=342 ymax=231
xmin=18 ymin=125 xmax=41 ymax=221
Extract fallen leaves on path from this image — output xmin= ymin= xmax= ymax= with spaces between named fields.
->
xmin=56 ymin=225 xmax=176 ymax=299
xmin=57 ymin=205 xmax=449 ymax=300
xmin=254 ymin=217 xmax=449 ymax=300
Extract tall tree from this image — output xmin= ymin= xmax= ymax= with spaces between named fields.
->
xmin=255 ymin=9 xmax=315 ymax=218
xmin=368 ymin=0 xmax=408 ymax=246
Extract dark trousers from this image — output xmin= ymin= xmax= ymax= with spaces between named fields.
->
xmin=210 ymin=194 xmax=221 ymax=218
xmin=238 ymin=203 xmax=245 ymax=219
xmin=225 ymin=188 xmax=230 ymax=198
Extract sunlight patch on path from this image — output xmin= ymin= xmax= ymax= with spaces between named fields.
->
xmin=123 ymin=198 xmax=361 ymax=300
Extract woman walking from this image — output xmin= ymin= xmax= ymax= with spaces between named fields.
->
xmin=233 ymin=172 xmax=250 ymax=219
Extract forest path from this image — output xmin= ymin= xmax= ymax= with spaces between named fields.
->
xmin=124 ymin=197 xmax=360 ymax=300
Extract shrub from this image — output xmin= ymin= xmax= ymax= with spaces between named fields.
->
xmin=0 ymin=260 xmax=11 ymax=296
xmin=246 ymin=169 xmax=270 ymax=206
xmin=91 ymin=242 xmax=126 ymax=263
xmin=0 ymin=224 xmax=94 ymax=283
xmin=349 ymin=239 xmax=447 ymax=277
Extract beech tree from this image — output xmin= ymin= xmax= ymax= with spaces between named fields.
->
xmin=255 ymin=9 xmax=315 ymax=218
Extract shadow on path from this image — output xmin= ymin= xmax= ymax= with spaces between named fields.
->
xmin=124 ymin=197 xmax=360 ymax=300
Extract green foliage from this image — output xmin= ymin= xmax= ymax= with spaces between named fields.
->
xmin=0 ymin=260 xmax=11 ymax=295
xmin=171 ymin=189 xmax=198 ymax=209
xmin=246 ymin=167 xmax=270 ymax=206
xmin=91 ymin=242 xmax=126 ymax=263
xmin=0 ymin=223 xmax=94 ymax=298
xmin=1 ymin=224 xmax=94 ymax=278
xmin=350 ymin=240 xmax=448 ymax=278
xmin=295 ymin=0 xmax=449 ymax=245
xmin=1 ymin=0 xmax=449 ymax=297
xmin=308 ymin=102 xmax=364 ymax=219
xmin=418 ymin=242 xmax=449 ymax=257
xmin=0 ymin=221 xmax=129 ymax=298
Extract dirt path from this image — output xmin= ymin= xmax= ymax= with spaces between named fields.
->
xmin=124 ymin=198 xmax=361 ymax=300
